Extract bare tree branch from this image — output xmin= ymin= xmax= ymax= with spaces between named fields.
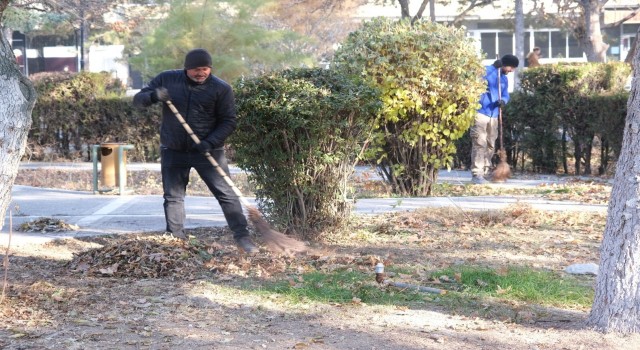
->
xmin=411 ymin=0 xmax=429 ymax=23
xmin=452 ymin=0 xmax=494 ymax=26
xmin=604 ymin=6 xmax=640 ymax=28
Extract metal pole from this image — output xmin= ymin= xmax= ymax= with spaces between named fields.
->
xmin=91 ymin=145 xmax=99 ymax=194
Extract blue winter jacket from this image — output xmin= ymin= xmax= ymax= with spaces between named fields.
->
xmin=477 ymin=65 xmax=510 ymax=118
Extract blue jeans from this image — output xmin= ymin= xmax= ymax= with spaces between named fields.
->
xmin=160 ymin=147 xmax=249 ymax=239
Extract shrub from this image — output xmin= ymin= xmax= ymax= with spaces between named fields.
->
xmin=28 ymin=72 xmax=160 ymax=161
xmin=333 ymin=18 xmax=485 ymax=196
xmin=232 ymin=68 xmax=380 ymax=238
xmin=509 ymin=62 xmax=630 ymax=175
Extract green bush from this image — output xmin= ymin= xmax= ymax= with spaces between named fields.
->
xmin=585 ymin=92 xmax=628 ymax=174
xmin=504 ymin=91 xmax=561 ymax=173
xmin=507 ymin=62 xmax=630 ymax=175
xmin=333 ymin=18 xmax=485 ymax=196
xmin=232 ymin=68 xmax=380 ymax=238
xmin=28 ymin=72 xmax=161 ymax=161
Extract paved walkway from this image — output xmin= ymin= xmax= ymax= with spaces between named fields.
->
xmin=1 ymin=162 xmax=609 ymax=247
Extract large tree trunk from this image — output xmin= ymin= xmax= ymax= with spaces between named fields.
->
xmin=580 ymin=0 xmax=609 ymax=62
xmin=514 ymin=0 xmax=524 ymax=87
xmin=587 ymin=38 xmax=640 ymax=333
xmin=398 ymin=0 xmax=410 ymax=19
xmin=0 ymin=30 xmax=37 ymax=230
xmin=429 ymin=0 xmax=435 ymax=22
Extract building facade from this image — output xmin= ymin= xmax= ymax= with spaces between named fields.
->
xmin=357 ymin=0 xmax=639 ymax=65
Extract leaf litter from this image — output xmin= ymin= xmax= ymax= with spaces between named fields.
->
xmin=66 ymin=228 xmax=382 ymax=281
xmin=18 ymin=217 xmax=79 ymax=233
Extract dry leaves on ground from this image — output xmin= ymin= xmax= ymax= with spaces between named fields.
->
xmin=66 ymin=229 xmax=381 ymax=282
xmin=17 ymin=217 xmax=79 ymax=233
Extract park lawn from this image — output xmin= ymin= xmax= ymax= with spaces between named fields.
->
xmin=3 ymin=166 xmax=630 ymax=349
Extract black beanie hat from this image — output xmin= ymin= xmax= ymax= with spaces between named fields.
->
xmin=501 ymin=54 xmax=519 ymax=68
xmin=184 ymin=49 xmax=212 ymax=70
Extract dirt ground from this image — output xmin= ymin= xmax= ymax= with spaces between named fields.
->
xmin=2 ymin=203 xmax=639 ymax=350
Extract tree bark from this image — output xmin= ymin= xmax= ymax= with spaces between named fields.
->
xmin=398 ymin=0 xmax=410 ymax=19
xmin=626 ymin=28 xmax=639 ymax=64
xmin=0 ymin=29 xmax=37 ymax=231
xmin=579 ymin=0 xmax=609 ymax=62
xmin=514 ymin=0 xmax=524 ymax=87
xmin=587 ymin=37 xmax=640 ymax=333
xmin=429 ymin=0 xmax=435 ymax=22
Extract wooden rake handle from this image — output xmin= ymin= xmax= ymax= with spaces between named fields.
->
xmin=164 ymin=100 xmax=250 ymax=207
xmin=497 ymin=66 xmax=505 ymax=152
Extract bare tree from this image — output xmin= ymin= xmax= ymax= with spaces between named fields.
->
xmin=3 ymin=1 xmax=127 ymax=70
xmin=0 ymin=0 xmax=37 ymax=231
xmin=544 ymin=0 xmax=638 ymax=62
xmin=577 ymin=0 xmax=609 ymax=62
xmin=261 ymin=0 xmax=367 ymax=61
xmin=451 ymin=0 xmax=494 ymax=25
xmin=587 ymin=41 xmax=640 ymax=333
xmin=374 ymin=0 xmax=433 ymax=22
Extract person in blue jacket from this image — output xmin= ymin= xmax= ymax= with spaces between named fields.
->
xmin=470 ymin=54 xmax=519 ymax=184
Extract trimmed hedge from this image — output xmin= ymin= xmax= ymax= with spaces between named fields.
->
xmin=504 ymin=62 xmax=630 ymax=175
xmin=28 ymin=72 xmax=161 ymax=162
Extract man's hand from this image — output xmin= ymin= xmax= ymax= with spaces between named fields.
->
xmin=152 ymin=87 xmax=170 ymax=102
xmin=498 ymin=100 xmax=506 ymax=109
xmin=195 ymin=140 xmax=212 ymax=154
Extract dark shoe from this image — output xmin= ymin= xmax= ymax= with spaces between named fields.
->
xmin=167 ymin=231 xmax=187 ymax=240
xmin=471 ymin=175 xmax=488 ymax=185
xmin=235 ymin=236 xmax=259 ymax=254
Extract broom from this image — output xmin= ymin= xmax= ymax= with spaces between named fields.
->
xmin=164 ymin=99 xmax=307 ymax=254
xmin=492 ymin=66 xmax=511 ymax=182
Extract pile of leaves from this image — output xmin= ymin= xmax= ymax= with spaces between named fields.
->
xmin=67 ymin=235 xmax=210 ymax=279
xmin=67 ymin=231 xmax=382 ymax=280
xmin=18 ymin=217 xmax=79 ymax=233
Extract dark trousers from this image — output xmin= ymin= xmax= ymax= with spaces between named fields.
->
xmin=161 ymin=147 xmax=249 ymax=239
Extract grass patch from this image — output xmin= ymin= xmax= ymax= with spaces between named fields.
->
xmin=263 ymin=270 xmax=426 ymax=305
xmin=432 ymin=265 xmax=593 ymax=309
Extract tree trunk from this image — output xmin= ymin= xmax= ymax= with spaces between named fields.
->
xmin=0 ymin=30 xmax=37 ymax=231
xmin=580 ymin=0 xmax=609 ymax=62
xmin=514 ymin=0 xmax=524 ymax=87
xmin=625 ymin=28 xmax=638 ymax=64
xmin=429 ymin=0 xmax=435 ymax=22
xmin=562 ymin=127 xmax=569 ymax=174
xmin=574 ymin=138 xmax=582 ymax=175
xmin=587 ymin=40 xmax=640 ymax=333
xmin=397 ymin=0 xmax=410 ymax=19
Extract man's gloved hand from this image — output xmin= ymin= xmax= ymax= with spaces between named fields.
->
xmin=498 ymin=100 xmax=506 ymax=109
xmin=151 ymin=87 xmax=170 ymax=102
xmin=195 ymin=140 xmax=213 ymax=154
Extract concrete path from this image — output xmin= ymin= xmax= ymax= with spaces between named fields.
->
xmin=1 ymin=162 xmax=609 ymax=247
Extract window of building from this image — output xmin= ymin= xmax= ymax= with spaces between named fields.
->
xmin=481 ymin=32 xmax=497 ymax=58
xmin=498 ymin=32 xmax=513 ymax=57
xmin=551 ymin=31 xmax=566 ymax=58
xmin=623 ymin=24 xmax=639 ymax=35
xmin=568 ymin=35 xmax=583 ymax=58
xmin=534 ymin=31 xmax=550 ymax=56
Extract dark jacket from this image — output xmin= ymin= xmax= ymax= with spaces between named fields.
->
xmin=477 ymin=64 xmax=510 ymax=118
xmin=133 ymin=70 xmax=237 ymax=151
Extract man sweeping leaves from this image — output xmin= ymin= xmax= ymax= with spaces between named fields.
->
xmin=133 ymin=48 xmax=259 ymax=254
xmin=470 ymin=54 xmax=519 ymax=184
